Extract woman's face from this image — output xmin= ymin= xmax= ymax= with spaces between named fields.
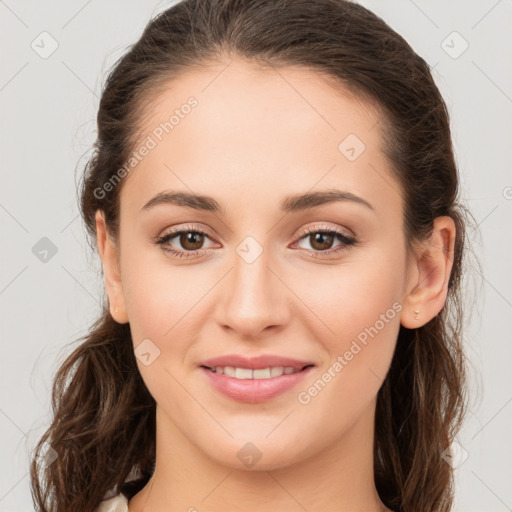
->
xmin=107 ymin=59 xmax=415 ymax=470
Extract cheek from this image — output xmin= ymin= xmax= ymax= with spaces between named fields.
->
xmin=292 ymin=250 xmax=403 ymax=405
xmin=120 ymin=243 xmax=202 ymax=340
xmin=121 ymin=253 xmax=203 ymax=411
xmin=120 ymin=249 xmax=221 ymax=403
xmin=292 ymin=249 xmax=404 ymax=343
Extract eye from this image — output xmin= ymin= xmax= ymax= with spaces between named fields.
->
xmin=155 ymin=225 xmax=217 ymax=259
xmin=155 ymin=223 xmax=358 ymax=260
xmin=293 ymin=225 xmax=357 ymax=258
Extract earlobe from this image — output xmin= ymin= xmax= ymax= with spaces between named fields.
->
xmin=400 ymin=216 xmax=456 ymax=329
xmin=94 ymin=210 xmax=129 ymax=324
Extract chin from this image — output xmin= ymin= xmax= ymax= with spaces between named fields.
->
xmin=203 ymin=436 xmax=311 ymax=472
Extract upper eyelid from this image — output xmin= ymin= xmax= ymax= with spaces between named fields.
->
xmin=160 ymin=222 xmax=353 ymax=238
xmin=298 ymin=223 xmax=354 ymax=238
xmin=159 ymin=223 xmax=216 ymax=240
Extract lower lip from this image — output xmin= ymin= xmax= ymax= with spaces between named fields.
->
xmin=200 ymin=366 xmax=314 ymax=403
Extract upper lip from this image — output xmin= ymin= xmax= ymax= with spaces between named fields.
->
xmin=200 ymin=354 xmax=315 ymax=370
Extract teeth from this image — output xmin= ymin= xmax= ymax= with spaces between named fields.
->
xmin=224 ymin=366 xmax=236 ymax=377
xmin=210 ymin=366 xmax=303 ymax=379
xmin=235 ymin=368 xmax=253 ymax=379
xmin=270 ymin=366 xmax=283 ymax=377
xmin=253 ymin=368 xmax=271 ymax=379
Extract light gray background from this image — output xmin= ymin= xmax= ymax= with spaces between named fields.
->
xmin=1 ymin=1 xmax=511 ymax=511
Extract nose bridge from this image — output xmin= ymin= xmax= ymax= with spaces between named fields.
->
xmin=218 ymin=236 xmax=288 ymax=337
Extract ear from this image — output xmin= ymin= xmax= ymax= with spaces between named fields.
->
xmin=401 ymin=216 xmax=456 ymax=328
xmin=95 ymin=210 xmax=129 ymax=324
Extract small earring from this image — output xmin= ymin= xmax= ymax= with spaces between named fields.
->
xmin=114 ymin=307 xmax=119 ymax=314
xmin=414 ymin=309 xmax=420 ymax=320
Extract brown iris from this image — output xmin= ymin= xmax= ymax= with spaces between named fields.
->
xmin=180 ymin=231 xmax=205 ymax=251
xmin=309 ymin=232 xmax=335 ymax=251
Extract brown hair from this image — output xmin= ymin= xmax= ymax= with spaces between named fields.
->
xmin=30 ymin=1 xmax=475 ymax=511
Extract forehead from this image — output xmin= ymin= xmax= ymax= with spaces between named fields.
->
xmin=122 ymin=58 xmax=402 ymax=221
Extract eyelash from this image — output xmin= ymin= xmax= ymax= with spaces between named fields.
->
xmin=155 ymin=223 xmax=358 ymax=260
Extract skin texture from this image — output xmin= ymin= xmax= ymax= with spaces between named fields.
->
xmin=95 ymin=59 xmax=455 ymax=512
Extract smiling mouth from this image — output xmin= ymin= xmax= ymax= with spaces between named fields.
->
xmin=201 ymin=364 xmax=314 ymax=380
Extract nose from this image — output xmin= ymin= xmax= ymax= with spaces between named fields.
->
xmin=216 ymin=249 xmax=290 ymax=340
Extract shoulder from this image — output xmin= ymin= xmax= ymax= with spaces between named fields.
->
xmin=95 ymin=493 xmax=129 ymax=512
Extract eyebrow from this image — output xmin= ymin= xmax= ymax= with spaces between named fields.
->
xmin=140 ymin=189 xmax=375 ymax=214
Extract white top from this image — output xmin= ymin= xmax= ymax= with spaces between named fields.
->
xmin=96 ymin=493 xmax=129 ymax=512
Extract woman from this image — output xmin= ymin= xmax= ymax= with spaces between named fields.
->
xmin=30 ymin=0 xmax=473 ymax=511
